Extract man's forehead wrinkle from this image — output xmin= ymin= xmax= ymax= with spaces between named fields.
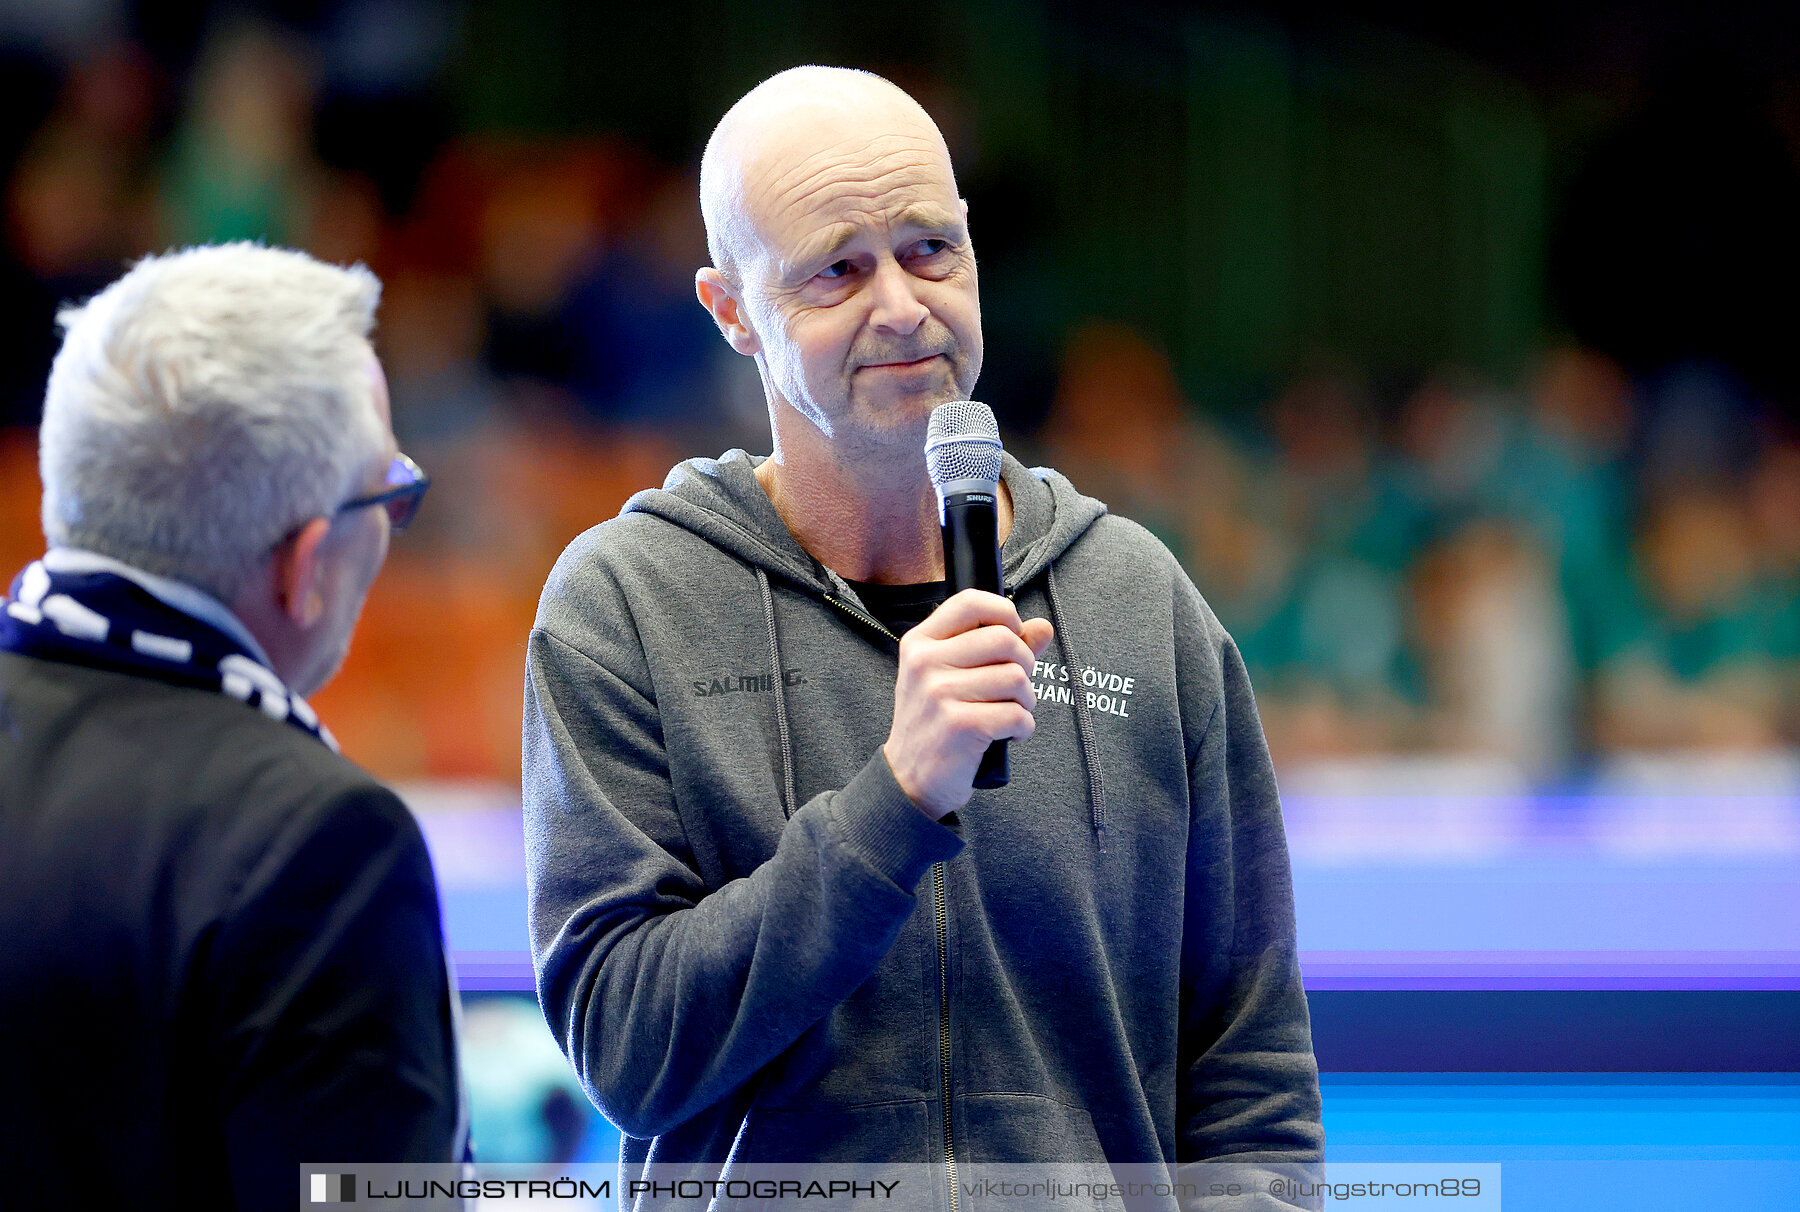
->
xmin=763 ymin=184 xmax=961 ymax=283
xmin=760 ymin=221 xmax=853 ymax=282
xmin=781 ymin=195 xmax=962 ymax=263
xmin=751 ymin=127 xmax=950 ymax=199
xmin=753 ymin=140 xmax=958 ymax=229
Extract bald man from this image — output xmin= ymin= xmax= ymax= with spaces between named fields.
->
xmin=524 ymin=66 xmax=1323 ymax=1200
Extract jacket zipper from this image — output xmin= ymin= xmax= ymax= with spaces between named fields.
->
xmin=823 ymin=588 xmax=1018 ymax=643
xmin=934 ymin=862 xmax=959 ymax=1212
xmin=826 ymin=590 xmax=965 ymax=1209
xmin=823 ymin=595 xmax=899 ymax=642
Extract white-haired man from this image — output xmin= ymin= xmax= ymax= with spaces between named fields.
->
xmin=0 ymin=244 xmax=463 ymax=1208
xmin=525 ymin=66 xmax=1323 ymax=1205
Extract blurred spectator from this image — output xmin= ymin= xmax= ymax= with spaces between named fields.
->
xmin=304 ymin=167 xmax=385 ymax=267
xmin=1 ymin=41 xmax=159 ymax=424
xmin=550 ymin=171 xmax=746 ymax=432
xmin=1376 ymin=371 xmax=1515 ymax=565
xmin=1506 ymin=347 xmax=1637 ymax=675
xmin=313 ymin=0 xmax=457 ymax=220
xmin=1180 ymin=483 xmax=1303 ymax=699
xmin=1634 ymin=361 xmax=1766 ymax=492
xmin=1593 ymin=486 xmax=1787 ymax=752
xmin=1409 ymin=520 xmax=1575 ymax=776
xmin=374 ymin=267 xmax=515 ymax=567
xmin=159 ymin=22 xmax=325 ymax=247
xmin=475 ymin=140 xmax=617 ymax=396
xmin=1266 ymin=369 xmax=1385 ymax=562
xmin=6 ymin=43 xmax=156 ymax=278
xmin=1272 ymin=554 xmax=1412 ymax=756
xmin=1746 ymin=445 xmax=1800 ymax=594
xmin=1744 ymin=444 xmax=1800 ymax=741
xmin=1039 ymin=322 xmax=1216 ymax=554
xmin=1251 ymin=371 xmax=1415 ymax=758
xmin=381 ymin=268 xmax=499 ymax=448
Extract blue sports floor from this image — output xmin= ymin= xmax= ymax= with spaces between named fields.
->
xmin=1321 ymin=1073 xmax=1800 ymax=1211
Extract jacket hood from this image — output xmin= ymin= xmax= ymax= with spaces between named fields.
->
xmin=618 ymin=448 xmax=1109 ymax=596
xmin=616 ymin=446 xmax=1115 ymax=848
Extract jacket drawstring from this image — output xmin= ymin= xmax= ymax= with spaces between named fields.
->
xmin=757 ymin=567 xmax=799 ymax=818
xmin=1044 ymin=563 xmax=1107 ymax=851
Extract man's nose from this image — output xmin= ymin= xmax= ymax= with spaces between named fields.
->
xmin=867 ymin=259 xmax=928 ymax=336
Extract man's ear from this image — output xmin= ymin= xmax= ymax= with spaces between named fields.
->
xmin=696 ymin=267 xmax=762 ymax=356
xmin=270 ymin=517 xmax=332 ymax=628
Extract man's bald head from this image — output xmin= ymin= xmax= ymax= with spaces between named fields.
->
xmin=699 ymin=66 xmax=956 ymax=286
xmin=692 ymin=65 xmax=982 ymax=454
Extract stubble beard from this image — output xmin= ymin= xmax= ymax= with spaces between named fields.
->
xmin=767 ymin=314 xmax=982 ymax=458
xmin=816 ymin=370 xmax=963 ymax=463
xmin=840 ymin=334 xmax=980 ymax=448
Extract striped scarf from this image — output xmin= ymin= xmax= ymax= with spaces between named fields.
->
xmin=0 ymin=557 xmax=336 ymax=750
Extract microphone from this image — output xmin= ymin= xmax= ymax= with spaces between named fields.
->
xmin=925 ymin=400 xmax=1010 ymax=789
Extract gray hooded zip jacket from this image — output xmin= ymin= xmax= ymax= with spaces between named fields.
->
xmin=524 ymin=448 xmax=1323 ymax=1185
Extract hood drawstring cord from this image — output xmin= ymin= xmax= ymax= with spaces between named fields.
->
xmin=1044 ymin=563 xmax=1107 ymax=852
xmin=757 ymin=567 xmax=800 ymax=819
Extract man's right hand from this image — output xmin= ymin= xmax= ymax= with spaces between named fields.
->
xmin=882 ymin=589 xmax=1056 ymax=820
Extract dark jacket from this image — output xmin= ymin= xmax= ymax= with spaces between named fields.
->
xmin=0 ymin=651 xmax=464 ymax=1210
xmin=524 ymin=451 xmax=1323 ymax=1194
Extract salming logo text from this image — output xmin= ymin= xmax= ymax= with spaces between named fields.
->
xmin=692 ymin=670 xmax=807 ymax=697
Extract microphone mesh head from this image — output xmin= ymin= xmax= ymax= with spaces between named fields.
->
xmin=925 ymin=400 xmax=1003 ymax=486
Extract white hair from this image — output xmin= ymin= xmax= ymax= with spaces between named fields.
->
xmin=40 ymin=243 xmax=386 ymax=602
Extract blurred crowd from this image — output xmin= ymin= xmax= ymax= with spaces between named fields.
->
xmin=2 ymin=11 xmax=1796 ymax=788
xmin=1035 ymin=328 xmax=1800 ymax=781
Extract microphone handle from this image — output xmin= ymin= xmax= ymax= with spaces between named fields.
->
xmin=940 ymin=487 xmax=1009 ymax=789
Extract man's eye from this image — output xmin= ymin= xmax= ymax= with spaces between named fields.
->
xmin=817 ymin=260 xmax=852 ymax=280
xmin=914 ymin=239 xmax=949 ymax=257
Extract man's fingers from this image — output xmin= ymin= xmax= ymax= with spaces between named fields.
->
xmin=930 ymin=663 xmax=1037 ymax=710
xmin=911 ymin=588 xmax=1023 ymax=641
xmin=928 ymin=623 xmax=1038 ymax=672
xmin=908 ymin=589 xmax=1055 ymax=665
xmin=953 ymin=700 xmax=1038 ymax=743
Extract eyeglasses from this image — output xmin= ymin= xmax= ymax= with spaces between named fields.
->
xmin=337 ymin=452 xmax=430 ymax=532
